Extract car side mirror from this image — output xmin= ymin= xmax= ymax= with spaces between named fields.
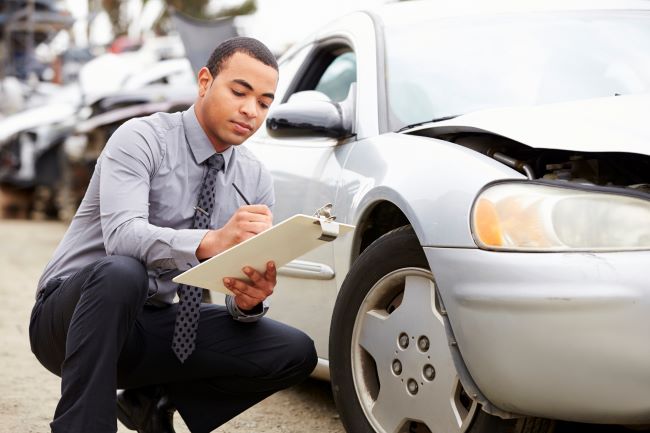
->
xmin=266 ymin=88 xmax=354 ymax=139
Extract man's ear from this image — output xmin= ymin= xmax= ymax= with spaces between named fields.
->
xmin=197 ymin=67 xmax=213 ymax=97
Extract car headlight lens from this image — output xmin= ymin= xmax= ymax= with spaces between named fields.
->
xmin=471 ymin=182 xmax=650 ymax=251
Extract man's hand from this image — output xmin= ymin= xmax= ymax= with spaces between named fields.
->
xmin=197 ymin=205 xmax=272 ymax=259
xmin=224 ymin=261 xmax=276 ymax=311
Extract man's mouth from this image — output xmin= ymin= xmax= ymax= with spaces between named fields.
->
xmin=232 ymin=121 xmax=253 ymax=132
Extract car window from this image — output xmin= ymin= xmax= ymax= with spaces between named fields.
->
xmin=314 ymin=52 xmax=357 ymax=102
xmin=276 ymin=45 xmax=313 ymax=103
xmin=282 ymin=45 xmax=357 ymax=103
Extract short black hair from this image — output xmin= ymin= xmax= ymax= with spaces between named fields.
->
xmin=205 ymin=37 xmax=278 ymax=77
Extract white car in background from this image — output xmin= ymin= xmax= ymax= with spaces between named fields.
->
xmin=243 ymin=1 xmax=650 ymax=433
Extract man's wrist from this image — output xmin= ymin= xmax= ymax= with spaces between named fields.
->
xmin=225 ymin=295 xmax=268 ymax=322
xmin=237 ymin=301 xmax=264 ymax=315
xmin=196 ymin=229 xmax=226 ymax=260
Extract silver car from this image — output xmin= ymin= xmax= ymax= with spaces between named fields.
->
xmin=243 ymin=2 xmax=650 ymax=432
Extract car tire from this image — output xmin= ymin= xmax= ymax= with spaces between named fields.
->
xmin=329 ymin=225 xmax=554 ymax=433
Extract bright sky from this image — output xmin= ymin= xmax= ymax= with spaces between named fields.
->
xmin=236 ymin=0 xmax=390 ymax=52
xmin=63 ymin=0 xmax=391 ymax=52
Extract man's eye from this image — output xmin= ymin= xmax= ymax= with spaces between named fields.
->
xmin=259 ymin=102 xmax=270 ymax=109
xmin=232 ymin=90 xmax=244 ymax=96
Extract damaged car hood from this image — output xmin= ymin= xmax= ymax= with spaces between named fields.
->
xmin=411 ymin=93 xmax=650 ymax=156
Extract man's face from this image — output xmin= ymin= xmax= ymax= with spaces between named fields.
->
xmin=195 ymin=51 xmax=278 ymax=152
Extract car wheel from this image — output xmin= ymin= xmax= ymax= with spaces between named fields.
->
xmin=330 ymin=226 xmax=554 ymax=433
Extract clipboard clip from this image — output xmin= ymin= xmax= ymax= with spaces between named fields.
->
xmin=313 ymin=203 xmax=339 ymax=242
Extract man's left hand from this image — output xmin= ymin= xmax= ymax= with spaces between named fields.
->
xmin=223 ymin=261 xmax=276 ymax=311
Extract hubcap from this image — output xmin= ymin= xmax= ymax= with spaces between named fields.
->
xmin=351 ymin=268 xmax=478 ymax=433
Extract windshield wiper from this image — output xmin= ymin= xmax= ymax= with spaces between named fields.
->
xmin=396 ymin=115 xmax=460 ymax=133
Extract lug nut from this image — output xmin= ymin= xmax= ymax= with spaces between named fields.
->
xmin=423 ymin=364 xmax=436 ymax=381
xmin=418 ymin=336 xmax=430 ymax=352
xmin=392 ymin=359 xmax=402 ymax=375
xmin=407 ymin=379 xmax=419 ymax=395
xmin=398 ymin=333 xmax=409 ymax=349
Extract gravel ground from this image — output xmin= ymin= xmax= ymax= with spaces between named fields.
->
xmin=0 ymin=220 xmax=345 ymax=433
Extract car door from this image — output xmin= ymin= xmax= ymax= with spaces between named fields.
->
xmin=246 ymin=41 xmax=358 ymax=359
xmin=243 ymin=12 xmax=381 ymax=364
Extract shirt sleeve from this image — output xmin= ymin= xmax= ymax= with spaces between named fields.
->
xmin=225 ymin=295 xmax=270 ymax=322
xmin=99 ymin=119 xmax=206 ymax=271
xmin=255 ymin=162 xmax=275 ymax=212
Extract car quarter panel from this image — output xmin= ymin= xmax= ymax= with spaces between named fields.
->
xmin=329 ymin=133 xmax=522 ymax=302
xmin=335 ymin=133 xmax=523 ymax=249
xmin=426 ymin=247 xmax=650 ymax=424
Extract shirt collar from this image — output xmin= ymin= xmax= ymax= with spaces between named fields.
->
xmin=182 ymin=105 xmax=234 ymax=171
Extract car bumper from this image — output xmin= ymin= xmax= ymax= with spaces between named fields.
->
xmin=424 ymin=247 xmax=650 ymax=424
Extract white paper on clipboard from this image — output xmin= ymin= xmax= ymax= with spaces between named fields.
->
xmin=172 ymin=214 xmax=354 ymax=295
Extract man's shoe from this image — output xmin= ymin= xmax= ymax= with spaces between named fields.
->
xmin=116 ymin=386 xmax=176 ymax=433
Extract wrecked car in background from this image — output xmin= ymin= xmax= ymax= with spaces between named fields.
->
xmin=0 ymin=40 xmax=195 ymax=219
xmin=59 ymin=81 xmax=195 ymax=219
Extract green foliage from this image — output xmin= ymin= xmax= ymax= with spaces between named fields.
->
xmin=215 ymin=0 xmax=257 ymax=18
xmin=101 ymin=0 xmax=257 ymax=37
xmin=167 ymin=0 xmax=211 ymax=19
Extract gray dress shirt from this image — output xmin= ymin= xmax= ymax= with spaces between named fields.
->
xmin=37 ymin=105 xmax=274 ymax=319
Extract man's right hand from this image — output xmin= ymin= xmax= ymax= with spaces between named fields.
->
xmin=196 ymin=205 xmax=272 ymax=259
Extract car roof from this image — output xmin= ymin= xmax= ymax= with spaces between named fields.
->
xmin=372 ymin=0 xmax=650 ymax=27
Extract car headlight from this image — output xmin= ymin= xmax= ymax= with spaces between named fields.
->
xmin=471 ymin=181 xmax=650 ymax=251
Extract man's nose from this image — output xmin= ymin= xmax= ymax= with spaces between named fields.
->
xmin=240 ymin=97 xmax=258 ymax=118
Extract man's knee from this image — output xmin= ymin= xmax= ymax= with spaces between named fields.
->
xmin=271 ymin=327 xmax=318 ymax=383
xmin=87 ymin=255 xmax=148 ymax=305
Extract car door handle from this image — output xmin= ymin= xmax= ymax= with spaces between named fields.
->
xmin=277 ymin=260 xmax=335 ymax=280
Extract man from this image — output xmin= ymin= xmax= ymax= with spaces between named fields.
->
xmin=29 ymin=37 xmax=318 ymax=433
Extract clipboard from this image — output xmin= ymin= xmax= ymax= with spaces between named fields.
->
xmin=173 ymin=213 xmax=354 ymax=295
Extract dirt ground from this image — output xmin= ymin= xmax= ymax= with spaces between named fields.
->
xmin=0 ymin=220 xmax=345 ymax=433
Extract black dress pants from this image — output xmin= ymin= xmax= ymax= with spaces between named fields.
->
xmin=29 ymin=256 xmax=318 ymax=433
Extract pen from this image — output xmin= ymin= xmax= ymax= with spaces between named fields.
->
xmin=232 ymin=182 xmax=250 ymax=205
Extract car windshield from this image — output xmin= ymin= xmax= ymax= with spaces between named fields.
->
xmin=385 ymin=11 xmax=650 ymax=131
